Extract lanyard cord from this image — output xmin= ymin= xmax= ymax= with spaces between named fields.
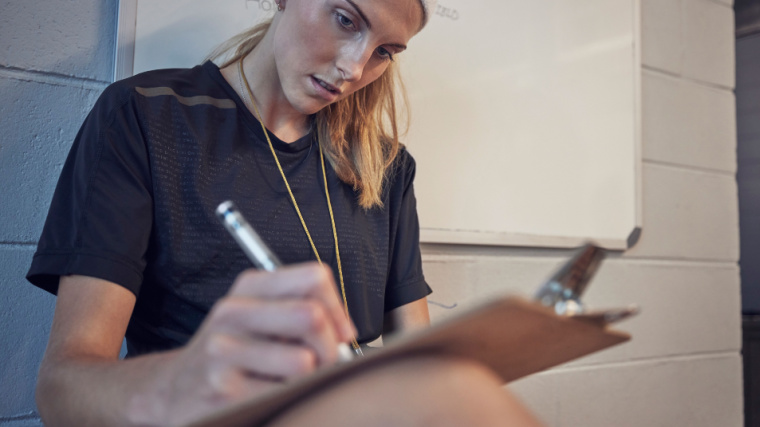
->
xmin=237 ymin=60 xmax=360 ymax=352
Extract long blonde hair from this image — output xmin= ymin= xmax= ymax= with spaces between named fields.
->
xmin=210 ymin=20 xmax=409 ymax=209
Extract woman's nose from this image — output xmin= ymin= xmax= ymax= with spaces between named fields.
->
xmin=336 ymin=44 xmax=373 ymax=82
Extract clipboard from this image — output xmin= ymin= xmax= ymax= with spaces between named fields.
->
xmin=186 ymin=297 xmax=631 ymax=427
xmin=186 ymin=244 xmax=635 ymax=426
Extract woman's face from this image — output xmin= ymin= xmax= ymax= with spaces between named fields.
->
xmin=272 ymin=0 xmax=422 ymax=115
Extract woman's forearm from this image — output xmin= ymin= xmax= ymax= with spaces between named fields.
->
xmin=36 ymin=349 xmax=179 ymax=427
xmin=39 ymin=265 xmax=354 ymax=426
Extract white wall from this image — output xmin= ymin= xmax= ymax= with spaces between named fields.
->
xmin=421 ymin=0 xmax=742 ymax=425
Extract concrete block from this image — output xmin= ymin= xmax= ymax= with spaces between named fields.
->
xmin=554 ymin=354 xmax=743 ymax=427
xmin=682 ymin=0 xmax=735 ymax=88
xmin=512 ymin=354 xmax=742 ymax=427
xmin=0 ymin=76 xmax=102 ymax=243
xmin=566 ymin=258 xmax=741 ymax=366
xmin=642 ymin=70 xmax=736 ymax=173
xmin=641 ymin=0 xmax=682 ymax=74
xmin=423 ymin=254 xmax=741 ymax=364
xmin=0 ymin=246 xmax=56 ymax=417
xmin=509 ymin=372 xmax=559 ymax=427
xmin=0 ymin=0 xmax=117 ymax=82
xmin=625 ymin=163 xmax=739 ymax=261
xmin=422 ymin=254 xmax=554 ymax=316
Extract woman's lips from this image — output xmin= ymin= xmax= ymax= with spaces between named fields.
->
xmin=311 ymin=76 xmax=341 ymax=102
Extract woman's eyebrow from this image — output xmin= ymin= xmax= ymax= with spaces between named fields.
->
xmin=345 ymin=0 xmax=372 ymax=29
xmin=343 ymin=0 xmax=409 ymax=51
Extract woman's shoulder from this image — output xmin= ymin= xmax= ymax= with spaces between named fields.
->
xmin=98 ymin=62 xmax=226 ymax=110
xmin=392 ymin=145 xmax=417 ymax=179
xmin=383 ymin=145 xmax=418 ymax=199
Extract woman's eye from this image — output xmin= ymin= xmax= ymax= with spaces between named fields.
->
xmin=377 ymin=47 xmax=394 ymax=61
xmin=336 ymin=13 xmax=356 ymax=30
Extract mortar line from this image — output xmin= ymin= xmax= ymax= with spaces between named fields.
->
xmin=643 ymin=159 xmax=736 ymax=177
xmin=602 ymin=257 xmax=737 ymax=268
xmin=0 ymin=65 xmax=109 ymax=91
xmin=0 ymin=242 xmax=39 ymax=249
xmin=0 ymin=411 xmax=38 ymax=421
xmin=421 ymin=248 xmax=738 ymax=266
xmin=642 ymin=65 xmax=734 ymax=92
xmin=544 ymin=349 xmax=739 ymax=375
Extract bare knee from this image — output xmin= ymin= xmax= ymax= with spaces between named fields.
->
xmin=269 ymin=356 xmax=544 ymax=427
xmin=398 ymin=356 xmax=543 ymax=427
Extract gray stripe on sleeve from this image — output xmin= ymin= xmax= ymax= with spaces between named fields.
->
xmin=135 ymin=86 xmax=236 ymax=109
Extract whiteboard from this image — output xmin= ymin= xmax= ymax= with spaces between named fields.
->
xmin=115 ymin=0 xmax=641 ymax=250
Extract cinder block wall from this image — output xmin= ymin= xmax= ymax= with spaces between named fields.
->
xmin=0 ymin=1 xmax=117 ymax=425
xmin=423 ymin=0 xmax=742 ymax=425
xmin=0 ymin=0 xmax=741 ymax=426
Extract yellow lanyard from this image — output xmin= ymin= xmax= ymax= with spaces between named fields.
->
xmin=237 ymin=60 xmax=360 ymax=352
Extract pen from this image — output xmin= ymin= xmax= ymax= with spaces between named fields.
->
xmin=215 ymin=200 xmax=358 ymax=363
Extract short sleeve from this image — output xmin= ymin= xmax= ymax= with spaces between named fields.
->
xmin=384 ymin=151 xmax=432 ymax=311
xmin=26 ymin=85 xmax=154 ymax=296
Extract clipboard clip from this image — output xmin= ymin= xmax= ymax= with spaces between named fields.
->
xmin=534 ymin=243 xmax=605 ymax=316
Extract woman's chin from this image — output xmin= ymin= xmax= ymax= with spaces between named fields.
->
xmin=292 ymin=98 xmax=332 ymax=116
xmin=289 ymin=88 xmax=346 ymax=116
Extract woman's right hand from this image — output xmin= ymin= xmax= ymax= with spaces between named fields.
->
xmin=128 ymin=262 xmax=356 ymax=426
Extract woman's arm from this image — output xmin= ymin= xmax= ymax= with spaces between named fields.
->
xmin=36 ymin=274 xmax=169 ymax=426
xmin=39 ymin=278 xmax=543 ymax=427
xmin=36 ymin=264 xmax=354 ymax=427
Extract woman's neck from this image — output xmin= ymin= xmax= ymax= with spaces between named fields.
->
xmin=221 ymin=34 xmax=311 ymax=143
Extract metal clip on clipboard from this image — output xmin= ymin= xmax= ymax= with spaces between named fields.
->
xmin=534 ymin=243 xmax=639 ymax=325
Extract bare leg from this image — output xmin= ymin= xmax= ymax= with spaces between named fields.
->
xmin=269 ymin=356 xmax=545 ymax=427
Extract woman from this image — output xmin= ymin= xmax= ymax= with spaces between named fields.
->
xmin=27 ymin=0 xmax=544 ymax=425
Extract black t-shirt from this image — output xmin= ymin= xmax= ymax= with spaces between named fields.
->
xmin=26 ymin=61 xmax=431 ymax=356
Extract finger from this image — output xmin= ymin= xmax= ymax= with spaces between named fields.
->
xmin=205 ymin=357 xmax=277 ymax=402
xmin=206 ymin=333 xmax=320 ymax=380
xmin=231 ymin=263 xmax=337 ymax=299
xmin=207 ymin=297 xmax=340 ymax=366
xmin=230 ymin=264 xmax=355 ymax=342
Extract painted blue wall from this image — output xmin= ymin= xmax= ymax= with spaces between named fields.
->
xmin=0 ymin=1 xmax=117 ymax=425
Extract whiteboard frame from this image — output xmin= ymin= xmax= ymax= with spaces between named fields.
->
xmin=114 ymin=0 xmax=642 ymax=250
